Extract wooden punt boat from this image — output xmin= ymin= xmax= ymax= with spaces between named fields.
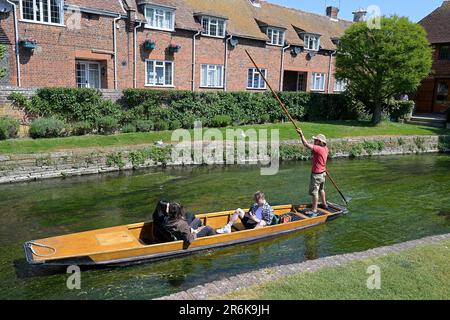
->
xmin=24 ymin=203 xmax=348 ymax=266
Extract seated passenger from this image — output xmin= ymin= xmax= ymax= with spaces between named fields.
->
xmin=154 ymin=201 xmax=216 ymax=245
xmin=216 ymin=191 xmax=274 ymax=234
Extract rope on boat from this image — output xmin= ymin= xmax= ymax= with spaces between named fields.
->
xmin=28 ymin=242 xmax=56 ymax=257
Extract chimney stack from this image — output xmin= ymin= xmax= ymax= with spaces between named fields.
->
xmin=326 ymin=6 xmax=339 ymax=20
xmin=249 ymin=0 xmax=266 ymax=7
xmin=352 ymin=8 xmax=367 ymax=22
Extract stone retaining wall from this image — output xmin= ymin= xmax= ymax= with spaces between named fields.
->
xmin=0 ymin=135 xmax=449 ymax=185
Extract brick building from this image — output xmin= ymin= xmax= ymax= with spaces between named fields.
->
xmin=0 ymin=0 xmax=353 ymax=93
xmin=415 ymin=1 xmax=450 ymax=113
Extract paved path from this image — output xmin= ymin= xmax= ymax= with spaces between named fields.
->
xmin=156 ymin=233 xmax=450 ymax=300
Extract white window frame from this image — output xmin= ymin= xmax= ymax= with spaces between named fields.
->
xmin=304 ymin=34 xmax=321 ymax=51
xmin=20 ymin=0 xmax=65 ymax=26
xmin=266 ymin=27 xmax=284 ymax=46
xmin=200 ymin=64 xmax=224 ymax=88
xmin=334 ymin=78 xmax=347 ymax=92
xmin=247 ymin=68 xmax=267 ymax=90
xmin=201 ymin=16 xmax=226 ymax=38
xmin=76 ymin=61 xmax=101 ymax=89
xmin=311 ymin=73 xmax=326 ymax=92
xmin=145 ymin=60 xmax=174 ymax=87
xmin=144 ymin=5 xmax=175 ymax=31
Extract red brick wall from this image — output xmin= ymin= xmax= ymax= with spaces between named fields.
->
xmin=0 ymin=5 xmax=341 ymax=94
xmin=431 ymin=44 xmax=450 ymax=77
xmin=415 ymin=44 xmax=450 ymax=113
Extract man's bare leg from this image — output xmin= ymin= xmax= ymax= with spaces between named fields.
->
xmin=320 ymin=190 xmax=327 ymax=209
xmin=312 ymin=195 xmax=319 ymax=212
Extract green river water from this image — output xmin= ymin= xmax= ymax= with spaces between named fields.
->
xmin=0 ymin=154 xmax=449 ymax=299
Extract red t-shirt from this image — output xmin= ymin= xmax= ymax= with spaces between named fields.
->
xmin=311 ymin=145 xmax=329 ymax=174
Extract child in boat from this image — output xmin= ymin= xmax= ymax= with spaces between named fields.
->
xmin=154 ymin=201 xmax=216 ymax=245
xmin=216 ymin=191 xmax=275 ymax=234
xmin=297 ymin=128 xmax=329 ymax=217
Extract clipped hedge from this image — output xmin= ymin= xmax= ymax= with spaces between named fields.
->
xmin=120 ymin=89 xmax=358 ymax=127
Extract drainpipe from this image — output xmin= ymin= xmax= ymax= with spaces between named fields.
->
xmin=113 ymin=15 xmax=121 ymax=90
xmin=191 ymin=30 xmax=201 ymax=91
xmin=6 ymin=0 xmax=20 ymax=87
xmin=224 ymin=34 xmax=233 ymax=91
xmin=133 ymin=21 xmax=143 ymax=88
xmin=327 ymin=50 xmax=337 ymax=93
xmin=279 ymin=44 xmax=291 ymax=91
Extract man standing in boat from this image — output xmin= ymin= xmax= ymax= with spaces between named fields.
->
xmin=297 ymin=129 xmax=329 ymax=217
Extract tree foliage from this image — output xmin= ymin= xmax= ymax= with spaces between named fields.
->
xmin=336 ymin=16 xmax=432 ymax=124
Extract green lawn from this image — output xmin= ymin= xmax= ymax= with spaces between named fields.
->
xmin=220 ymin=240 xmax=450 ymax=300
xmin=1 ymin=121 xmax=448 ymax=155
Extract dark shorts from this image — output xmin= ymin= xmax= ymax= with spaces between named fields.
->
xmin=241 ymin=216 xmax=258 ymax=230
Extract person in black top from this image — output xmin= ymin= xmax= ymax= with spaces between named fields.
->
xmin=152 ymin=200 xmax=215 ymax=244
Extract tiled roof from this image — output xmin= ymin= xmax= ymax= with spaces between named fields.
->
xmin=67 ymin=0 xmax=126 ymax=14
xmin=419 ymin=1 xmax=450 ymax=44
xmin=253 ymin=1 xmax=352 ymax=49
xmin=128 ymin=0 xmax=199 ymax=31
xmin=127 ymin=0 xmax=352 ymax=48
xmin=184 ymin=0 xmax=268 ymax=40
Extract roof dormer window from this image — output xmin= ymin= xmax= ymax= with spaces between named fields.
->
xmin=144 ymin=5 xmax=175 ymax=31
xmin=201 ymin=16 xmax=226 ymax=38
xmin=267 ymin=27 xmax=284 ymax=46
xmin=304 ymin=34 xmax=320 ymax=51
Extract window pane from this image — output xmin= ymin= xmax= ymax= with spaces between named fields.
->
xmin=146 ymin=7 xmax=154 ymax=26
xmin=50 ymin=0 xmax=61 ymax=23
xmin=76 ymin=62 xmax=87 ymax=88
xmin=218 ymin=21 xmax=224 ymax=37
xmin=88 ymin=68 xmax=100 ymax=89
xmin=155 ymin=9 xmax=164 ymax=28
xmin=439 ymin=46 xmax=450 ymax=60
xmin=43 ymin=0 xmax=49 ymax=22
xmin=247 ymin=69 xmax=253 ymax=88
xmin=165 ymin=11 xmax=172 ymax=29
xmin=201 ymin=65 xmax=208 ymax=87
xmin=147 ymin=61 xmax=154 ymax=84
xmin=278 ymin=31 xmax=283 ymax=45
xmin=217 ymin=66 xmax=223 ymax=87
xmin=436 ymin=82 xmax=449 ymax=101
xmin=22 ymin=0 xmax=34 ymax=20
xmin=202 ymin=18 xmax=209 ymax=35
xmin=165 ymin=62 xmax=172 ymax=85
xmin=36 ymin=0 xmax=41 ymax=21
xmin=210 ymin=19 xmax=217 ymax=36
xmin=273 ymin=31 xmax=278 ymax=45
xmin=260 ymin=70 xmax=266 ymax=88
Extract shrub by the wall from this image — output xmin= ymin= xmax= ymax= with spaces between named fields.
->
xmin=211 ymin=115 xmax=232 ymax=127
xmin=70 ymin=121 xmax=93 ymax=136
xmin=29 ymin=118 xmax=66 ymax=139
xmin=8 ymin=88 xmax=123 ymax=125
xmin=96 ymin=116 xmax=119 ymax=135
xmin=389 ymin=100 xmax=415 ymax=122
xmin=154 ymin=120 xmax=170 ymax=131
xmin=0 ymin=116 xmax=20 ymax=140
xmin=135 ymin=120 xmax=154 ymax=132
xmin=122 ymin=124 xmax=137 ymax=133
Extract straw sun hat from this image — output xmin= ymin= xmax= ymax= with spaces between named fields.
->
xmin=312 ymin=134 xmax=327 ymax=145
